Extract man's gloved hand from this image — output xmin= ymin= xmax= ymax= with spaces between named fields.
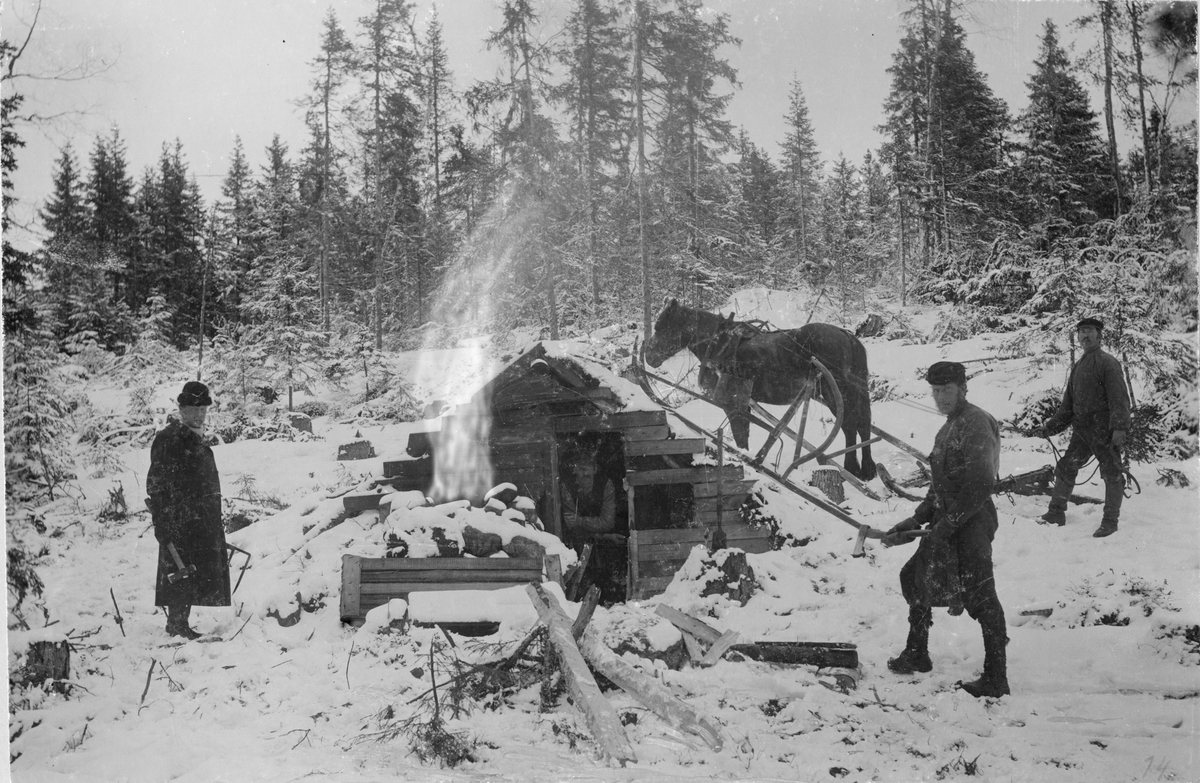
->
xmin=881 ymin=517 xmax=922 ymax=548
xmin=1111 ymin=429 xmax=1127 ymax=448
xmin=924 ymin=521 xmax=951 ymax=546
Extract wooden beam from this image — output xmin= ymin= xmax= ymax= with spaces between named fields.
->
xmin=526 ymin=584 xmax=637 ymax=766
xmin=626 ymin=465 xmax=744 ymax=487
xmin=341 ymin=555 xmax=363 ymax=620
xmin=870 ymin=425 xmax=931 ymax=466
xmin=698 ymin=629 xmax=741 ymax=666
xmin=623 ymin=438 xmax=705 ymax=457
xmin=544 ymin=554 xmax=563 ymax=587
xmin=654 ymin=604 xmax=722 ymax=645
xmin=571 ymin=584 xmax=601 ymax=639
xmin=578 ymin=626 xmax=724 ymax=751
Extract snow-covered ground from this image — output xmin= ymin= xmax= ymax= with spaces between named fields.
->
xmin=8 ymin=289 xmax=1199 ymax=782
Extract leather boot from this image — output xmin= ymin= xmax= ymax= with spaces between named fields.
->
xmin=889 ymin=607 xmax=933 ymax=674
xmin=959 ymin=624 xmax=1009 ymax=698
xmin=167 ymin=605 xmax=201 ymax=640
xmin=1094 ymin=478 xmax=1123 ymax=537
xmin=1039 ymin=478 xmax=1071 ymax=525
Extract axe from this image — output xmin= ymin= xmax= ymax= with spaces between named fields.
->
xmin=852 ymin=526 xmax=927 ymax=557
xmin=166 ymin=542 xmax=197 ymax=584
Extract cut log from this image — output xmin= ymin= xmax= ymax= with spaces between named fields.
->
xmin=728 ymin=641 xmax=858 ymax=669
xmin=544 ymin=554 xmax=563 ymax=587
xmin=809 ymin=466 xmax=845 ymax=504
xmin=23 ymin=640 xmax=70 ymax=685
xmin=578 ymin=626 xmax=724 ymax=751
xmin=525 ymin=584 xmax=637 ymax=766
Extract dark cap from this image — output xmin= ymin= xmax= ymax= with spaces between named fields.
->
xmin=1076 ymin=317 xmax=1104 ymax=331
xmin=177 ymin=381 xmax=213 ymax=407
xmin=926 ymin=361 xmax=967 ymax=386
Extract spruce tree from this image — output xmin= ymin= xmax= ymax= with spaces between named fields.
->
xmin=1016 ymin=20 xmax=1110 ymax=229
xmin=40 ymin=144 xmax=93 ymax=339
xmin=86 ymin=128 xmax=137 ymax=308
xmin=780 ymin=78 xmax=822 ymax=269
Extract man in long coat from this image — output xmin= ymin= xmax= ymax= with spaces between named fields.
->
xmin=882 ymin=361 xmax=1009 ymax=698
xmin=147 ymin=381 xmax=230 ymax=638
xmin=1037 ymin=317 xmax=1131 ymax=538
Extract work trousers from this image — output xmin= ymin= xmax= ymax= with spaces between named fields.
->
xmin=1049 ymin=419 xmax=1125 ymax=523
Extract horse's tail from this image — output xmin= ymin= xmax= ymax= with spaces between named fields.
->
xmin=849 ymin=335 xmax=872 ymax=431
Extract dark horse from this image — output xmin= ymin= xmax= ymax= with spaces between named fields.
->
xmin=643 ymin=298 xmax=876 ymax=481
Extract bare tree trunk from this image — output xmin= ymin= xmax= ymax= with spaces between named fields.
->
xmin=1127 ymin=1 xmax=1153 ymax=192
xmin=1101 ymin=0 xmax=1124 ymax=216
xmin=635 ymin=2 xmax=652 ymax=337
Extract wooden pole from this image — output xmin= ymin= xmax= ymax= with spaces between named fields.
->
xmin=525 ymin=584 xmax=636 ymax=766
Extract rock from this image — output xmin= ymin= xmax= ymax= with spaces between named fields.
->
xmin=462 ymin=524 xmax=504 ymax=558
xmin=337 ymin=440 xmax=375 ymax=461
xmin=431 ymin=527 xmax=461 ymax=557
xmin=484 ymin=483 xmax=519 ymax=506
xmin=855 ymin=313 xmax=886 ymax=338
xmin=288 ymin=412 xmax=313 ymax=433
xmin=484 ymin=498 xmax=506 ymax=515
xmin=505 ymin=535 xmax=546 ymax=561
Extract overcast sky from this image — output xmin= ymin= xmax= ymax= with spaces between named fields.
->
xmin=2 ymin=0 xmax=1175 ymax=251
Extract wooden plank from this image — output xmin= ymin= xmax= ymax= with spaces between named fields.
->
xmin=571 ymin=584 xmax=601 ymax=640
xmin=620 ymin=425 xmax=672 ymax=442
xmin=631 ymin=575 xmax=675 ymax=598
xmin=654 ymin=605 xmax=723 ymax=645
xmin=692 ymin=479 xmax=757 ymax=499
xmin=637 ymin=558 xmax=693 ymax=579
xmin=526 ymin=585 xmax=637 ymax=765
xmin=544 ymin=554 xmax=563 ymax=587
xmin=693 ymin=494 xmax=749 ymax=514
xmin=362 ymin=570 xmax=542 ymax=586
xmin=491 ymin=452 xmax=546 ymax=470
xmin=361 ymin=581 xmax=537 ymax=594
xmin=578 ymin=625 xmax=723 ymax=750
xmin=340 ymin=555 xmax=362 ymax=620
xmin=554 ymin=409 xmax=667 ymax=434
xmin=626 ymin=465 xmax=744 ymax=487
xmin=631 ymin=525 xmax=763 ymax=545
xmin=681 ymin=631 xmax=706 ymax=661
xmin=698 ymin=629 xmax=742 ymax=666
xmin=359 ymin=557 xmax=543 ymax=572
xmin=623 ymin=438 xmax=705 ymax=457
xmin=637 ymin=540 xmax=706 ymax=561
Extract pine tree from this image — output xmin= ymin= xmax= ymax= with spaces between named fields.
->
xmin=2 ymin=41 xmax=36 ymax=335
xmin=1015 ymin=20 xmax=1110 ymax=229
xmin=780 ymin=78 xmax=822 ymax=269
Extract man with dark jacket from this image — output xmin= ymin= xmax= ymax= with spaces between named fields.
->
xmin=147 ymin=381 xmax=230 ymax=639
xmin=1036 ymin=317 xmax=1131 ymax=538
xmin=882 ymin=361 xmax=1009 ymax=698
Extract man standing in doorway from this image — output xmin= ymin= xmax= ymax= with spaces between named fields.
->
xmin=1037 ymin=317 xmax=1131 ymax=538
xmin=882 ymin=361 xmax=1009 ymax=698
xmin=147 ymin=381 xmax=231 ymax=639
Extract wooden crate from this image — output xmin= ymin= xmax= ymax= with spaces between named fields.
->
xmin=627 ymin=524 xmax=772 ymax=600
xmin=340 ymin=555 xmax=544 ymax=623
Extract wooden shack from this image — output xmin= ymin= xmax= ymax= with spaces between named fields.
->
xmin=382 ymin=342 xmax=770 ymax=600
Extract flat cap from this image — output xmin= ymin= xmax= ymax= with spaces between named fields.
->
xmin=1076 ymin=317 xmax=1104 ymax=331
xmin=926 ymin=361 xmax=967 ymax=386
xmin=177 ymin=380 xmax=213 ymax=407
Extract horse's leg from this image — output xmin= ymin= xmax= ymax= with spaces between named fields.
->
xmin=841 ymin=419 xmax=861 ymax=479
xmin=858 ymin=401 xmax=877 ymax=481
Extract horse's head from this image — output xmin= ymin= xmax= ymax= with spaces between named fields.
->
xmin=644 ymin=297 xmax=688 ymax=367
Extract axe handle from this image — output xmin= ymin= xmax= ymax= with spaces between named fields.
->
xmin=167 ymin=542 xmax=187 ymax=571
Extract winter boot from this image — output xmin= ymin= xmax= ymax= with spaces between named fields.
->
xmin=1039 ymin=477 xmax=1072 ymax=525
xmin=888 ymin=609 xmax=933 ymax=674
xmin=1094 ymin=478 xmax=1123 ymax=537
xmin=959 ymin=624 xmax=1009 ymax=698
xmin=166 ymin=605 xmax=201 ymax=640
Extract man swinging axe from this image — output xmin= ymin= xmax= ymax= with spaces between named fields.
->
xmin=147 ymin=381 xmax=232 ymax=639
xmin=880 ymin=361 xmax=1010 ymax=698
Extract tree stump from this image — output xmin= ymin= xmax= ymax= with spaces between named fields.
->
xmin=23 ymin=640 xmax=71 ymax=686
xmin=809 ymin=466 xmax=845 ymax=504
xmin=288 ymin=412 xmax=312 ymax=433
xmin=700 ymin=551 xmax=757 ymax=606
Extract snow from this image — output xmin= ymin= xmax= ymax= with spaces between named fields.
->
xmin=7 ymin=288 xmax=1198 ymax=782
